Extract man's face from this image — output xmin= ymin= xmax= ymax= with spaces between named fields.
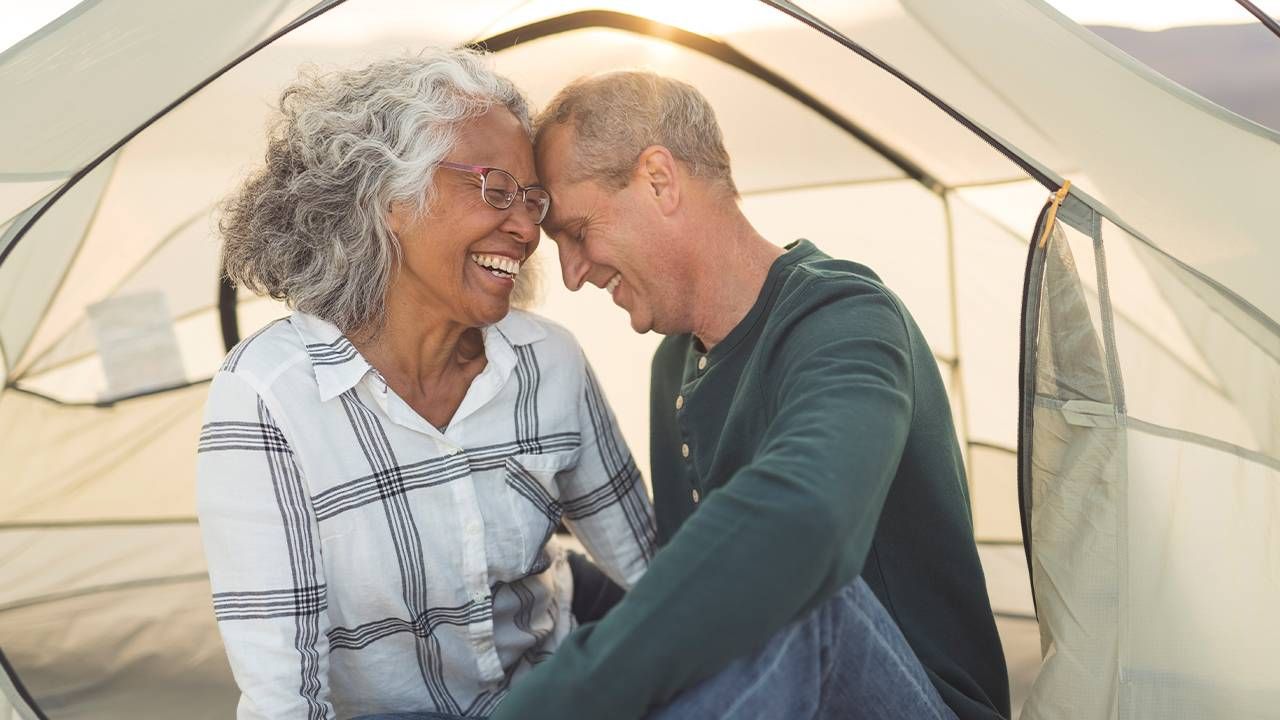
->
xmin=536 ymin=125 xmax=685 ymax=335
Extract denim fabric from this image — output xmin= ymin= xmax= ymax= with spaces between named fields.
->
xmin=647 ymin=577 xmax=959 ymax=720
xmin=356 ymin=577 xmax=956 ymax=720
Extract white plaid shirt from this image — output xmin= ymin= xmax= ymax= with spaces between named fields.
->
xmin=196 ymin=310 xmax=655 ymax=719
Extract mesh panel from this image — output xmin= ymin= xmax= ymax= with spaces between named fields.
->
xmin=1022 ymin=204 xmax=1122 ymax=720
xmin=1023 ymin=195 xmax=1280 ymax=719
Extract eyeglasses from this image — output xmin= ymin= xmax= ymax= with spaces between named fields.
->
xmin=436 ymin=161 xmax=551 ymax=225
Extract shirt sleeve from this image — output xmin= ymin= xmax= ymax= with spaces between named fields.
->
xmin=491 ymin=281 xmax=915 ymax=720
xmin=196 ymin=370 xmax=336 ymax=720
xmin=558 ymin=355 xmax=657 ymax=589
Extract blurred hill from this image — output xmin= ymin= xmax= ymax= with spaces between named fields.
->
xmin=1089 ymin=22 xmax=1280 ymax=132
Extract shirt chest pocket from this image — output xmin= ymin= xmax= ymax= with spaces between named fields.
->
xmin=498 ymin=450 xmax=578 ymax=579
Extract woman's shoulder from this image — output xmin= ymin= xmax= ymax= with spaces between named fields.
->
xmin=215 ymin=316 xmax=314 ymax=390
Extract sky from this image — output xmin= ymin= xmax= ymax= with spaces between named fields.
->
xmin=2 ymin=0 xmax=1277 ymax=54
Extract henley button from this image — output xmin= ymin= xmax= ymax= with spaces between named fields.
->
xmin=697 ymin=356 xmax=707 ymax=371
xmin=675 ymin=395 xmax=684 ymax=410
xmin=680 ymin=443 xmax=690 ymax=459
xmin=692 ymin=489 xmax=700 ymax=503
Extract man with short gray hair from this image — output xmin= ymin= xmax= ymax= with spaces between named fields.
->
xmin=492 ymin=71 xmax=1008 ymax=720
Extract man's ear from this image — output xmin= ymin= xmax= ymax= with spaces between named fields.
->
xmin=636 ymin=145 xmax=680 ymax=216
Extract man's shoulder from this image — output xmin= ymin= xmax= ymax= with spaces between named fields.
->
xmin=785 ymin=250 xmax=888 ymax=295
xmin=760 ymin=253 xmax=919 ymax=366
xmin=775 ymin=254 xmax=903 ymax=322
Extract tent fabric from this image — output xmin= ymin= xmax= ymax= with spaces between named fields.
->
xmin=1023 ymin=195 xmax=1280 ymax=718
xmin=0 ymin=1 xmax=1277 ymax=717
xmin=1021 ymin=210 xmax=1123 ymax=720
xmin=848 ymin=0 xmax=1280 ymax=322
xmin=0 ymin=0 xmax=307 ymax=199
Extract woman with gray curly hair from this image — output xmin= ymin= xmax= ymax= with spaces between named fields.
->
xmin=196 ymin=48 xmax=654 ymax=720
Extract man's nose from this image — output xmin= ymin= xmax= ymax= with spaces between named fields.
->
xmin=558 ymin=241 xmax=590 ymax=292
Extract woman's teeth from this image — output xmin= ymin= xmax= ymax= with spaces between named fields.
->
xmin=606 ymin=274 xmax=621 ymax=295
xmin=471 ymin=253 xmax=519 ymax=279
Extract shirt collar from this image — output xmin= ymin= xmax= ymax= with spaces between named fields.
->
xmin=290 ymin=310 xmax=547 ymax=402
xmin=290 ymin=312 xmax=373 ymax=402
xmin=490 ymin=308 xmax=547 ymax=347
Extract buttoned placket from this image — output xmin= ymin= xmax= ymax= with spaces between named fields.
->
xmin=677 ymin=354 xmax=707 ymax=507
xmin=361 ymin=369 xmax=506 ymax=683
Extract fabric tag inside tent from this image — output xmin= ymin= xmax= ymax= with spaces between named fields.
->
xmin=88 ymin=291 xmax=187 ymax=401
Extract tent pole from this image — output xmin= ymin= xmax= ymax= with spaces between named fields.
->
xmin=473 ymin=11 xmax=946 ymax=194
xmin=940 ymin=193 xmax=976 ymax=517
xmin=1235 ymin=0 xmax=1280 ymax=40
xmin=219 ymin=271 xmax=239 ymax=352
xmin=0 ymin=648 xmax=48 ymax=720
xmin=0 ymin=0 xmax=352 ymax=271
xmin=759 ymin=0 xmax=1061 ymax=194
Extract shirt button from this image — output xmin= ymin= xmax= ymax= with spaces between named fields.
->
xmin=697 ymin=356 xmax=707 ymax=371
xmin=675 ymin=395 xmax=684 ymax=410
xmin=680 ymin=443 xmax=690 ymax=459
xmin=692 ymin=489 xmax=700 ymax=503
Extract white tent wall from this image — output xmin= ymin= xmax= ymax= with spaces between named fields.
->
xmin=1 ymin=0 xmax=1277 ymax=717
xmin=836 ymin=0 xmax=1280 ymax=320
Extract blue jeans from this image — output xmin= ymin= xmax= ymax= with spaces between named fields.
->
xmin=647 ymin=576 xmax=956 ymax=719
xmin=356 ymin=577 xmax=954 ymax=720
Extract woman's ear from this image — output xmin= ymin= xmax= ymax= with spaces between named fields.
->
xmin=386 ymin=204 xmax=403 ymax=237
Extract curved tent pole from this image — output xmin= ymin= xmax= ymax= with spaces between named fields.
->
xmin=219 ymin=274 xmax=240 ymax=351
xmin=472 ymin=10 xmax=944 ymax=192
xmin=1235 ymin=0 xmax=1280 ymax=40
xmin=0 ymin=0 xmax=351 ymax=272
xmin=759 ymin=0 xmax=1062 ymax=194
xmin=0 ymin=647 xmax=48 ymax=720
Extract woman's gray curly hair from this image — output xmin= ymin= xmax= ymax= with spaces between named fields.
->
xmin=220 ymin=48 xmax=533 ymax=338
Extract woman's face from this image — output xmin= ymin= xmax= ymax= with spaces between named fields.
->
xmin=387 ymin=107 xmax=541 ymax=328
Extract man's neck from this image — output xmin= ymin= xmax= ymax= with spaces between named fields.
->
xmin=687 ymin=213 xmax=785 ymax=352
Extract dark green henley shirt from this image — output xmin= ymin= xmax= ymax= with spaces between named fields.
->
xmin=492 ymin=240 xmax=1009 ymax=720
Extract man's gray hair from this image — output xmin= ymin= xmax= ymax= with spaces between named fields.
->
xmin=535 ymin=70 xmax=736 ymax=196
xmin=220 ymin=48 xmax=532 ymax=337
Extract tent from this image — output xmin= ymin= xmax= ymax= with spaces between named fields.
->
xmin=1 ymin=0 xmax=1277 ymax=717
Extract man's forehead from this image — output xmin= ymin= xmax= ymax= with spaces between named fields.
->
xmin=534 ymin=124 xmax=576 ymax=185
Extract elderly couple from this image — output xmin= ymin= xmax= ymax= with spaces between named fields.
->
xmin=196 ymin=47 xmax=1007 ymax=720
